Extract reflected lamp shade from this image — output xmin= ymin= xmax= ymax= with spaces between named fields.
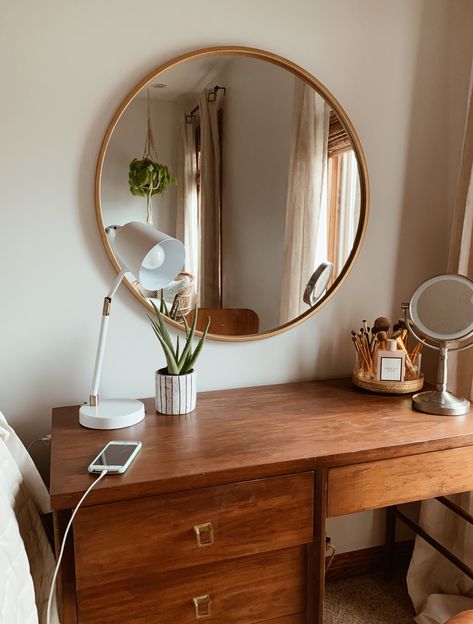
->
xmin=107 ymin=221 xmax=185 ymax=290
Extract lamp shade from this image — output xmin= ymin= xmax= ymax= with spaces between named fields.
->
xmin=107 ymin=222 xmax=185 ymax=290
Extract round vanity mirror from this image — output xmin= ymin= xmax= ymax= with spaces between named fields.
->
xmin=96 ymin=46 xmax=369 ymax=340
xmin=403 ymin=273 xmax=473 ymax=416
xmin=410 ymin=274 xmax=473 ymax=341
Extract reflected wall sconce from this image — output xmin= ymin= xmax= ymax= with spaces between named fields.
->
xmin=79 ymin=221 xmax=185 ymax=430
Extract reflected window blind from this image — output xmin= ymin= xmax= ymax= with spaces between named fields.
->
xmin=328 ymin=110 xmax=351 ymax=157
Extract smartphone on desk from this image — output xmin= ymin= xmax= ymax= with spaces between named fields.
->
xmin=88 ymin=440 xmax=142 ymax=474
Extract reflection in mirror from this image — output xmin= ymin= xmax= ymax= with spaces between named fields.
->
xmin=303 ymin=262 xmax=334 ymax=307
xmin=100 ymin=51 xmax=366 ymax=338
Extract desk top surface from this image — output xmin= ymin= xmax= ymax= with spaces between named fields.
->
xmin=50 ymin=378 xmax=473 ymax=510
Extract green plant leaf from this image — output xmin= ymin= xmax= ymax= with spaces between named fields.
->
xmin=176 ymin=304 xmax=199 ymax=371
xmin=150 ymin=301 xmax=178 ymax=360
xmin=156 ymin=306 xmax=176 ymax=358
xmin=147 ymin=315 xmax=179 ymax=374
xmin=182 ymin=316 xmax=211 ymax=373
xmin=151 ymin=300 xmax=163 ymax=320
xmin=181 ymin=311 xmax=190 ymax=336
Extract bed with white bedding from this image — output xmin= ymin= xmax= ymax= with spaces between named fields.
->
xmin=0 ymin=412 xmax=59 ymax=624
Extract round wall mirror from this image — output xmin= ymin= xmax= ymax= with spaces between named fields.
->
xmin=96 ymin=46 xmax=369 ymax=341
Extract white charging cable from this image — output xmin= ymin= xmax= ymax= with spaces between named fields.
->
xmin=47 ymin=470 xmax=108 ymax=624
xmin=27 ymin=434 xmax=51 ymax=453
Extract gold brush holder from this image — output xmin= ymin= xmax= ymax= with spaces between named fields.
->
xmin=351 ymin=316 xmax=424 ymax=395
xmin=352 ymin=370 xmax=424 ymax=394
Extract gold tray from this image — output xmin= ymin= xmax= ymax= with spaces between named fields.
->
xmin=352 ymin=371 xmax=424 ymax=394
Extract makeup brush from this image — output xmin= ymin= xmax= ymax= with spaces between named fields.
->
xmin=410 ymin=341 xmax=423 ymax=362
xmin=351 ymin=335 xmax=365 ymax=368
xmin=395 ymin=337 xmax=416 ymax=374
xmin=370 ymin=326 xmax=379 ymax=353
xmin=396 ymin=318 xmax=410 ymax=344
xmin=370 ymin=330 xmax=378 ymax=354
xmin=360 ymin=323 xmax=371 ymax=352
xmin=351 ymin=330 xmax=362 ymax=350
xmin=376 ymin=330 xmax=388 ymax=350
xmin=374 ymin=316 xmax=391 ymax=336
xmin=352 ymin=336 xmax=367 ymax=371
xmin=357 ymin=331 xmax=373 ymax=374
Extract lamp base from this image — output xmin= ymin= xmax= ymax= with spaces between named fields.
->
xmin=79 ymin=399 xmax=145 ymax=430
xmin=412 ymin=390 xmax=470 ymax=417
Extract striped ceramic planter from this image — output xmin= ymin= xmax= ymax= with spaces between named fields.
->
xmin=155 ymin=368 xmax=197 ymax=415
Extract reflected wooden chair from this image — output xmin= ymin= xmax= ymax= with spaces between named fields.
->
xmin=188 ymin=308 xmax=259 ymax=336
xmin=448 ymin=612 xmax=473 ymax=623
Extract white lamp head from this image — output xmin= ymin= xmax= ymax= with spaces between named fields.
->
xmin=106 ymin=222 xmax=185 ymax=290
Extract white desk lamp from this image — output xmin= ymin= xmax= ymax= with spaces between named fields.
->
xmin=79 ymin=221 xmax=185 ymax=430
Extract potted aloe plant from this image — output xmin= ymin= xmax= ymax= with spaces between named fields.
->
xmin=149 ymin=302 xmax=210 ymax=415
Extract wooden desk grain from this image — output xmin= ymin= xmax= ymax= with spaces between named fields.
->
xmin=328 ymin=445 xmax=473 ymax=516
xmin=50 ymin=378 xmax=473 ymax=510
xmin=50 ymin=378 xmax=473 ymax=624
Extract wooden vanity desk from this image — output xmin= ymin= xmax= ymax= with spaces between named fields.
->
xmin=50 ymin=378 xmax=473 ymax=624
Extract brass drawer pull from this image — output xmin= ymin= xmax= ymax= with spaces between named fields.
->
xmin=193 ymin=522 xmax=214 ymax=547
xmin=193 ymin=594 xmax=211 ymax=619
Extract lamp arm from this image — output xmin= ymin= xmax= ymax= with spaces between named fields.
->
xmin=89 ymin=270 xmax=126 ymax=405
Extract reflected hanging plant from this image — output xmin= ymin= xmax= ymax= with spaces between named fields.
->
xmin=129 ymin=90 xmax=176 ymax=224
xmin=128 ymin=158 xmax=176 ymax=197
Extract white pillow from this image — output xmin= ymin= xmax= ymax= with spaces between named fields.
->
xmin=0 ymin=413 xmax=59 ymax=624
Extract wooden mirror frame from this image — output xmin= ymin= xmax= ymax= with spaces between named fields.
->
xmin=96 ymin=45 xmax=370 ymax=342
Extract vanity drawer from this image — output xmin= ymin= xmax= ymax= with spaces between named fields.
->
xmin=327 ymin=446 xmax=473 ymax=516
xmin=76 ymin=546 xmax=306 ymax=624
xmin=74 ymin=472 xmax=313 ymax=581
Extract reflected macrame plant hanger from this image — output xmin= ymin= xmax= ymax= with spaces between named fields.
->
xmin=128 ymin=90 xmax=176 ymax=225
xmin=142 ymin=92 xmax=159 ymax=224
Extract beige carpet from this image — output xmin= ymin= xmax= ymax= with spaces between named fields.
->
xmin=325 ymin=571 xmax=415 ymax=623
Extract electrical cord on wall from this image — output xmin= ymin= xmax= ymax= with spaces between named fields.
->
xmin=46 ymin=470 xmax=108 ymax=624
xmin=27 ymin=434 xmax=51 ymax=453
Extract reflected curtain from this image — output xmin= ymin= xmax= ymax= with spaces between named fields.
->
xmin=407 ymin=62 xmax=473 ymax=624
xmin=327 ymin=151 xmax=360 ymax=278
xmin=199 ymin=89 xmax=222 ymax=308
xmin=176 ymin=120 xmax=198 ymax=289
xmin=280 ymin=78 xmax=329 ymax=325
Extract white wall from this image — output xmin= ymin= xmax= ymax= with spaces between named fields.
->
xmin=222 ymin=56 xmax=293 ymax=331
xmin=1 ymin=0 xmax=472 ymax=554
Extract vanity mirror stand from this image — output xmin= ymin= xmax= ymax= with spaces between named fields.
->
xmin=402 ymin=273 xmax=473 ymax=416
